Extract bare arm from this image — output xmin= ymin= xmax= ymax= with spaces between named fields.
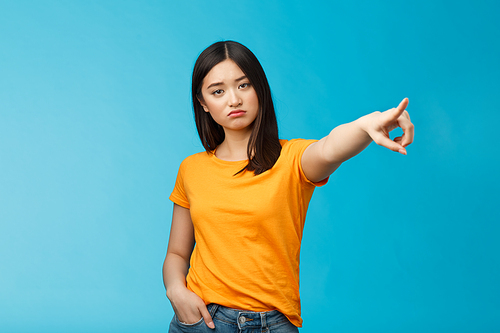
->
xmin=163 ymin=204 xmax=194 ymax=295
xmin=302 ymin=98 xmax=414 ymax=182
xmin=163 ymin=204 xmax=215 ymax=329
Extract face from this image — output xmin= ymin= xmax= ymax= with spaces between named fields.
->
xmin=199 ymin=59 xmax=259 ymax=134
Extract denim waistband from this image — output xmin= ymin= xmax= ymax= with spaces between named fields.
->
xmin=207 ymin=304 xmax=291 ymax=330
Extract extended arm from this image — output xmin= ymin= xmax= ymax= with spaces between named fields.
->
xmin=302 ymin=98 xmax=414 ymax=182
xmin=163 ymin=204 xmax=215 ymax=329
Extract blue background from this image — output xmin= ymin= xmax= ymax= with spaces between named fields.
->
xmin=1 ymin=1 xmax=499 ymax=332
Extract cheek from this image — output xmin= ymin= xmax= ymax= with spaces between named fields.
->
xmin=247 ymin=90 xmax=258 ymax=105
xmin=207 ymin=100 xmax=224 ymax=113
xmin=251 ymin=93 xmax=259 ymax=109
xmin=202 ymin=96 xmax=219 ymax=112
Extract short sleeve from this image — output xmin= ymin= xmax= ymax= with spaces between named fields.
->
xmin=169 ymin=160 xmax=190 ymax=208
xmin=282 ymin=139 xmax=329 ymax=187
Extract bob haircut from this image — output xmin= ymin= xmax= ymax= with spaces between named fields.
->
xmin=192 ymin=41 xmax=281 ymax=175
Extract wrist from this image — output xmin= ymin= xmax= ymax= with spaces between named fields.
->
xmin=355 ymin=113 xmax=379 ymax=141
xmin=166 ymin=283 xmax=187 ymax=301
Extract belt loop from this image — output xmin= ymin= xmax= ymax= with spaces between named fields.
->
xmin=209 ymin=304 xmax=219 ymax=318
xmin=260 ymin=311 xmax=267 ymax=328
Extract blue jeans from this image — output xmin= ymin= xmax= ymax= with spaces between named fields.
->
xmin=169 ymin=304 xmax=299 ymax=333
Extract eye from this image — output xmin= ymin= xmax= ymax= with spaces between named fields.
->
xmin=212 ymin=89 xmax=224 ymax=95
xmin=239 ymin=83 xmax=250 ymax=89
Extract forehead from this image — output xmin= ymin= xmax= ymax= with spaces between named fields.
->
xmin=202 ymin=59 xmax=245 ymax=86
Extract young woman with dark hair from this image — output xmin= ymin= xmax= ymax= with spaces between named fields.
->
xmin=191 ymin=41 xmax=281 ymax=175
xmin=163 ymin=41 xmax=414 ymax=333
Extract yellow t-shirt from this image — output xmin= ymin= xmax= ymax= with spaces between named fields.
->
xmin=169 ymin=139 xmax=328 ymax=327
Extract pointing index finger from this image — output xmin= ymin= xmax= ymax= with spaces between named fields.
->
xmin=383 ymin=97 xmax=409 ymax=123
xmin=396 ymin=97 xmax=409 ymax=114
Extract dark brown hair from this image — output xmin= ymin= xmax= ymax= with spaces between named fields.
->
xmin=192 ymin=41 xmax=281 ymax=175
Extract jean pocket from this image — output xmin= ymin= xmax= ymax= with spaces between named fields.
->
xmin=174 ymin=314 xmax=204 ymax=328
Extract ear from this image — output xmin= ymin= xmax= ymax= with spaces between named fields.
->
xmin=197 ymin=97 xmax=209 ymax=113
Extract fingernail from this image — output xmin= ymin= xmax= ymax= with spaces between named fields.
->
xmin=208 ymin=321 xmax=215 ymax=329
xmin=399 ymin=148 xmax=407 ymax=155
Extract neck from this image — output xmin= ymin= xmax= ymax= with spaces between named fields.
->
xmin=216 ymin=128 xmax=252 ymax=161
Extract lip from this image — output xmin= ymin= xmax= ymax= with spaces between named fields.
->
xmin=228 ymin=109 xmax=246 ymax=117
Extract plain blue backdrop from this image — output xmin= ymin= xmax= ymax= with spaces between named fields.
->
xmin=0 ymin=1 xmax=499 ymax=332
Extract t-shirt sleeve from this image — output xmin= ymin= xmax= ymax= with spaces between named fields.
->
xmin=169 ymin=160 xmax=190 ymax=209
xmin=284 ymin=139 xmax=329 ymax=187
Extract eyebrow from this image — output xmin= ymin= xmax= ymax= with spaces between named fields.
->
xmin=206 ymin=75 xmax=247 ymax=90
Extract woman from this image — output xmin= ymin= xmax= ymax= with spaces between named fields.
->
xmin=163 ymin=41 xmax=414 ymax=332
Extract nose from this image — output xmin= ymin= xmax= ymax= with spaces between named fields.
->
xmin=228 ymin=89 xmax=242 ymax=107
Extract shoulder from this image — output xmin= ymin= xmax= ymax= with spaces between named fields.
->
xmin=178 ymin=151 xmax=213 ymax=170
xmin=280 ymin=138 xmax=318 ymax=156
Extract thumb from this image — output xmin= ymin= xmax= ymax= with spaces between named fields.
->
xmin=199 ymin=305 xmax=215 ymax=329
xmin=373 ymin=133 xmax=407 ymax=155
